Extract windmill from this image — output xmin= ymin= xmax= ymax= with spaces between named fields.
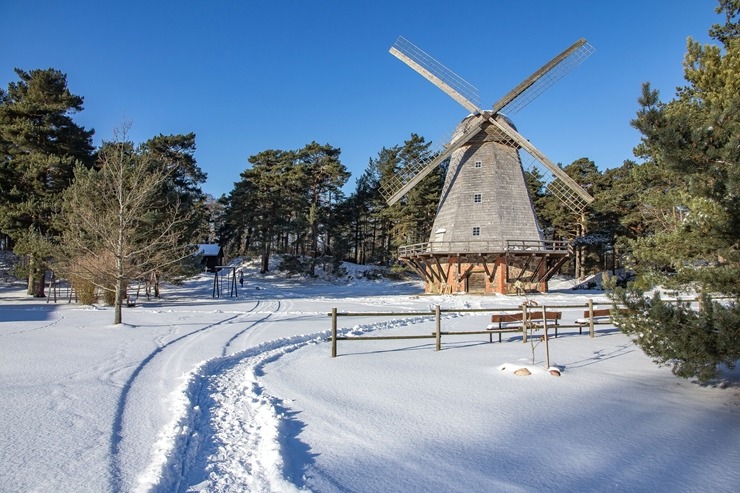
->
xmin=383 ymin=36 xmax=595 ymax=294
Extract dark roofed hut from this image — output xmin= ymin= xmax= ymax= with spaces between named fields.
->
xmin=198 ymin=244 xmax=224 ymax=272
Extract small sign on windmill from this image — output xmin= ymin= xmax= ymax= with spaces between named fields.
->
xmin=384 ymin=37 xmax=595 ymax=295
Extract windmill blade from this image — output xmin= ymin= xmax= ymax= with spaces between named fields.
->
xmin=486 ymin=115 xmax=594 ymax=212
xmin=381 ymin=115 xmax=488 ymax=205
xmin=390 ymin=36 xmax=482 ymax=114
xmin=492 ymin=38 xmax=594 ymax=116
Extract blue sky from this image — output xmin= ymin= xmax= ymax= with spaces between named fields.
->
xmin=1 ymin=0 xmax=721 ymax=198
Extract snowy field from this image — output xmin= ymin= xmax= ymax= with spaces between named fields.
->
xmin=1 ymin=261 xmax=738 ymax=493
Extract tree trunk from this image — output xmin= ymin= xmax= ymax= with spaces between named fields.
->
xmin=260 ymin=238 xmax=271 ymax=274
xmin=260 ymin=228 xmax=271 ymax=274
xmin=577 ymin=212 xmax=587 ymax=280
xmin=152 ymin=271 xmax=160 ymax=298
xmin=33 ymin=271 xmax=46 ymax=298
xmin=309 ymin=202 xmax=319 ymax=276
xmin=28 ymin=257 xmax=46 ymax=297
xmin=114 ymin=277 xmax=123 ymax=325
xmin=353 ymin=219 xmax=360 ymax=264
xmin=27 ymin=264 xmax=35 ymax=296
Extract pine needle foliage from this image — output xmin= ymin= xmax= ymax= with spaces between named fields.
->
xmin=612 ymin=0 xmax=740 ymax=382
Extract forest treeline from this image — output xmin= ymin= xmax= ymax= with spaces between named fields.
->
xmin=1 ymin=1 xmax=737 ymax=379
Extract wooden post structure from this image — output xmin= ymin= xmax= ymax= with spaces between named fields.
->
xmin=331 ymin=307 xmax=338 ymax=358
xmin=587 ymin=298 xmax=595 ymax=338
xmin=212 ymin=266 xmax=238 ymax=298
xmin=435 ymin=305 xmax=441 ymax=351
xmin=230 ymin=267 xmax=238 ymax=297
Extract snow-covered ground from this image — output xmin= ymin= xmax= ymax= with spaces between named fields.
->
xmin=0 ymin=261 xmax=738 ymax=493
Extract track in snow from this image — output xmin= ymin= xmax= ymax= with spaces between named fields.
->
xmin=142 ymin=312 xmax=441 ymax=492
xmin=109 ymin=300 xmax=281 ymax=492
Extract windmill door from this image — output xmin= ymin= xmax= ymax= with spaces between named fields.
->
xmin=467 ymin=272 xmax=487 ymax=294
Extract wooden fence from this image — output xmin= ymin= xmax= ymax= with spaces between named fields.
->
xmin=327 ymin=295 xmax=726 ymax=357
xmin=328 ymin=300 xmax=623 ymax=358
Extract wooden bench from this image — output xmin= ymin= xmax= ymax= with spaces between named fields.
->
xmin=575 ymin=308 xmax=627 ymax=334
xmin=486 ymin=311 xmax=562 ymax=342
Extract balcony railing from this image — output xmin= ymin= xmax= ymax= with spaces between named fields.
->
xmin=398 ymin=239 xmax=570 ymax=257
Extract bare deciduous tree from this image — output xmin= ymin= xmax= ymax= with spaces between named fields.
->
xmin=58 ymin=125 xmax=196 ymax=324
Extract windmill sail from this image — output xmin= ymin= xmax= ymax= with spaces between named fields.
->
xmin=389 ymin=36 xmax=481 ymax=114
xmin=492 ymin=38 xmax=595 ymax=115
xmin=484 ymin=115 xmax=594 ymax=212
xmin=380 ymin=115 xmax=486 ymax=205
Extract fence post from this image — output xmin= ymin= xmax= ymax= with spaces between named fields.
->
xmin=435 ymin=305 xmax=441 ymax=351
xmin=588 ymin=298 xmax=595 ymax=338
xmin=331 ymin=307 xmax=338 ymax=358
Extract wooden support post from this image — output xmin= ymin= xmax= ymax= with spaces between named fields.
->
xmin=587 ymin=298 xmax=595 ymax=338
xmin=435 ymin=305 xmax=441 ymax=351
xmin=331 ymin=307 xmax=338 ymax=358
xmin=521 ymin=303 xmax=528 ymax=343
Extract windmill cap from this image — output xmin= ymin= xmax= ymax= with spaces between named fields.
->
xmin=460 ymin=112 xmax=517 ymax=131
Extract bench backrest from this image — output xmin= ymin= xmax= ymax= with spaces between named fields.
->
xmin=491 ymin=313 xmax=523 ymax=323
xmin=583 ymin=308 xmax=611 ymax=318
xmin=531 ymin=311 xmax=562 ymax=320
xmin=491 ymin=311 xmax=562 ymax=323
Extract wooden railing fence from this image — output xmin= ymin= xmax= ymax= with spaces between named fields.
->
xmin=328 ymin=301 xmax=609 ymax=358
xmin=328 ymin=296 xmax=729 ymax=357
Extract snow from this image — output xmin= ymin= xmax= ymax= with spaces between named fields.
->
xmin=196 ymin=244 xmax=222 ymax=257
xmin=1 ymin=261 xmax=738 ymax=493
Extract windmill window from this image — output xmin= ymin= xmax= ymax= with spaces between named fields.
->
xmin=473 ymin=193 xmax=482 ymax=203
xmin=474 ymin=161 xmax=482 ymax=168
xmin=472 ymin=227 xmax=480 ymax=236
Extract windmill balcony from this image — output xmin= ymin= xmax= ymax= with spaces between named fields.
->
xmin=398 ymin=239 xmax=570 ymax=258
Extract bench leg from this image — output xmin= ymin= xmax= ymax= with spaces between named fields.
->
xmin=488 ymin=331 xmax=504 ymax=343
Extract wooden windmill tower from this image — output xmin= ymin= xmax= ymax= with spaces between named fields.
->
xmin=382 ymin=37 xmax=595 ymax=294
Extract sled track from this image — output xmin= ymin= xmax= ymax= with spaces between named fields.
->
xmin=220 ymin=300 xmax=283 ymax=357
xmin=108 ymin=299 xmax=279 ymax=492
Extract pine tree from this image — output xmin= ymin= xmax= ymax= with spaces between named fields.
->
xmin=0 ymin=68 xmax=94 ymax=296
xmin=295 ymin=142 xmax=349 ymax=274
xmin=344 ymin=165 xmax=380 ymax=264
xmin=535 ymin=158 xmax=607 ymax=277
xmin=612 ymin=0 xmax=740 ymax=382
xmin=139 ymin=133 xmax=209 ymax=294
xmin=226 ymin=149 xmax=300 ymax=273
xmin=380 ymin=134 xmax=443 ymax=252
